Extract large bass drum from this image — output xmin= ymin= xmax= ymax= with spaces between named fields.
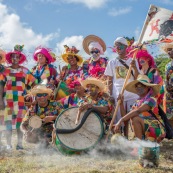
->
xmin=55 ymin=107 xmax=104 ymax=154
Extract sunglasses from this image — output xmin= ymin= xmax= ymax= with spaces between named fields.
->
xmin=11 ymin=54 xmax=21 ymax=59
xmin=114 ymin=44 xmax=125 ymax=50
xmin=167 ymin=48 xmax=173 ymax=52
xmin=90 ymin=50 xmax=100 ymax=54
xmin=36 ymin=93 xmax=48 ymax=97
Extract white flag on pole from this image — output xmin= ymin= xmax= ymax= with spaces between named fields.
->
xmin=139 ymin=4 xmax=173 ymax=43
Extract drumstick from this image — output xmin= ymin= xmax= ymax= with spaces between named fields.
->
xmin=30 ymin=128 xmax=34 ymax=133
xmin=59 ymin=65 xmax=61 ymax=74
xmin=75 ymin=110 xmax=81 ymax=125
xmin=106 ymin=49 xmax=138 ymax=142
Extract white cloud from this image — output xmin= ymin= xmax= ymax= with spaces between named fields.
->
xmin=36 ymin=0 xmax=109 ymax=9
xmin=0 ymin=3 xmax=60 ymax=69
xmin=63 ymin=0 xmax=108 ymax=9
xmin=108 ymin=6 xmax=132 ymax=17
xmin=0 ymin=3 xmax=59 ymax=51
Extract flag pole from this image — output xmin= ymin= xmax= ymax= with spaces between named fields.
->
xmin=106 ymin=49 xmax=138 ymax=141
xmin=106 ymin=5 xmax=153 ymax=141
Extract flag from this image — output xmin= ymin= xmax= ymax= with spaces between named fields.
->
xmin=139 ymin=4 xmax=173 ymax=43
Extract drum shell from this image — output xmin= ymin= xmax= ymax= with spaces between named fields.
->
xmin=55 ymin=107 xmax=104 ymax=154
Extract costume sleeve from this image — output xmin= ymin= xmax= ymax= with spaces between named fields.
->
xmin=59 ymin=96 xmax=69 ymax=109
xmin=143 ymin=97 xmax=156 ymax=109
xmin=77 ymin=99 xmax=85 ymax=106
xmin=53 ymin=101 xmax=64 ymax=115
xmin=104 ymin=60 xmax=113 ymax=77
xmin=26 ymin=71 xmax=37 ymax=87
xmin=49 ymin=65 xmax=58 ymax=78
xmin=0 ymin=74 xmax=6 ymax=86
xmin=0 ymin=66 xmax=7 ymax=86
xmin=96 ymin=98 xmax=108 ymax=107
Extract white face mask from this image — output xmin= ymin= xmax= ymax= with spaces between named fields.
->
xmin=91 ymin=54 xmax=100 ymax=61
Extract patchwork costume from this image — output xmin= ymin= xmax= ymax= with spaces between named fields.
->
xmin=4 ymin=66 xmax=36 ymax=129
xmin=3 ymin=45 xmax=36 ymax=130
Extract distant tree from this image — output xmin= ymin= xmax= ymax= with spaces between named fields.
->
xmin=155 ymin=53 xmax=171 ymax=80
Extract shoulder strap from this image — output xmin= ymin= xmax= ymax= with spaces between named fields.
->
xmin=145 ymin=67 xmax=151 ymax=76
xmin=148 ymin=109 xmax=165 ymax=128
xmin=151 ymin=68 xmax=156 ymax=74
xmin=118 ymin=59 xmax=135 ymax=78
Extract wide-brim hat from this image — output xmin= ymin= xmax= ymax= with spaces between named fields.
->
xmin=125 ymin=74 xmax=160 ymax=96
xmin=162 ymin=43 xmax=173 ymax=53
xmin=33 ymin=48 xmax=53 ymax=64
xmin=80 ymin=77 xmax=106 ymax=92
xmin=30 ymin=84 xmax=53 ymax=96
xmin=61 ymin=53 xmax=83 ymax=66
xmin=83 ymin=35 xmax=106 ymax=55
xmin=0 ymin=49 xmax=6 ymax=64
xmin=6 ymin=51 xmax=26 ymax=64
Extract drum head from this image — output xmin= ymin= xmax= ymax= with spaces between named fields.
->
xmin=55 ymin=107 xmax=104 ymax=152
xmin=29 ymin=116 xmax=42 ymax=129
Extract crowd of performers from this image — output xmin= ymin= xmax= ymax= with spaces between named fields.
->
xmin=0 ymin=34 xmax=173 ymax=153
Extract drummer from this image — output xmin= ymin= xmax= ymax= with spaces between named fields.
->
xmin=20 ymin=85 xmax=63 ymax=148
xmin=78 ymin=77 xmax=113 ymax=126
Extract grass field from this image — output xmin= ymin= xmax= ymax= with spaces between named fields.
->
xmin=0 ymin=132 xmax=173 ymax=173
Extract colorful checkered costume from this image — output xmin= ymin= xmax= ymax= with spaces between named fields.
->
xmin=3 ymin=66 xmax=36 ymax=130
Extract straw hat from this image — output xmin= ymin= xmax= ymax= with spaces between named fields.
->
xmin=0 ymin=49 xmax=6 ymax=64
xmin=30 ymin=84 xmax=53 ymax=96
xmin=61 ymin=45 xmax=83 ymax=65
xmin=83 ymin=35 xmax=106 ymax=55
xmin=80 ymin=77 xmax=106 ymax=92
xmin=6 ymin=45 xmax=26 ymax=64
xmin=162 ymin=43 xmax=173 ymax=53
xmin=125 ymin=74 xmax=160 ymax=96
xmin=33 ymin=47 xmax=53 ymax=64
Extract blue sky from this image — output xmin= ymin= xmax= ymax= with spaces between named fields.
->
xmin=0 ymin=0 xmax=172 ymax=68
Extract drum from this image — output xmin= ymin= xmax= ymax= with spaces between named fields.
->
xmin=29 ymin=116 xmax=42 ymax=130
xmin=55 ymin=107 xmax=104 ymax=155
xmin=25 ymin=116 xmax=53 ymax=143
xmin=24 ymin=116 xmax=42 ymax=143
xmin=54 ymin=81 xmax=70 ymax=100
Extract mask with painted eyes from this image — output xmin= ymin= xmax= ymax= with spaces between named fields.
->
xmin=139 ymin=59 xmax=146 ymax=65
xmin=136 ymin=87 xmax=146 ymax=95
xmin=135 ymin=84 xmax=147 ymax=95
xmin=91 ymin=54 xmax=98 ymax=60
